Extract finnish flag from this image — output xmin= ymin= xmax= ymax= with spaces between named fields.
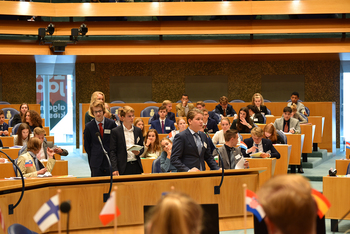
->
xmin=33 ymin=194 xmax=60 ymax=232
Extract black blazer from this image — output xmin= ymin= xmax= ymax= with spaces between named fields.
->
xmin=252 ymin=113 xmax=264 ymax=124
xmin=214 ymin=104 xmax=237 ymax=117
xmin=257 ymin=105 xmax=268 ymax=115
xmin=170 ymin=128 xmax=220 ymax=172
xmin=110 ymin=125 xmax=144 ymax=175
xmin=149 ymin=112 xmax=176 ymax=123
xmin=242 ymin=138 xmax=280 ymax=159
xmin=84 ymin=118 xmax=117 ymax=168
xmin=205 ymin=118 xmax=219 ymax=133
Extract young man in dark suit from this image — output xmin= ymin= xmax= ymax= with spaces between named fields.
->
xmin=170 ymin=108 xmax=220 ymax=172
xmin=149 ymin=100 xmax=176 ymax=123
xmin=84 ymin=100 xmax=117 ymax=177
xmin=110 ymin=106 xmax=144 ymax=176
xmin=214 ymin=96 xmax=237 ymax=118
xmin=202 ymin=109 xmax=219 ymax=133
xmin=242 ymin=127 xmax=280 ymax=159
xmin=150 ymin=105 xmax=175 ymax=134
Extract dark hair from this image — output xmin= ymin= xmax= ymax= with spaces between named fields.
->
xmin=247 ymin=105 xmax=259 ymax=114
xmin=17 ymin=123 xmax=31 ymax=146
xmin=19 ymin=103 xmax=29 ymax=118
xmin=182 ymin=94 xmax=189 ymax=98
xmin=291 ymin=92 xmax=299 ymax=98
xmin=158 ymin=105 xmax=167 ymax=112
xmin=236 ymin=107 xmax=253 ymax=132
xmin=23 ymin=110 xmax=42 ymax=127
xmin=283 ymin=106 xmax=292 ymax=113
xmin=0 ymin=110 xmax=4 ymax=116
xmin=224 ymin=129 xmax=238 ymax=142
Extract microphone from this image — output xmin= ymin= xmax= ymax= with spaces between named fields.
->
xmin=60 ymin=201 xmax=71 ymax=234
xmin=0 ymin=149 xmax=25 ymax=215
xmin=95 ymin=132 xmax=114 ymax=203
xmin=203 ymin=129 xmax=225 ymax=195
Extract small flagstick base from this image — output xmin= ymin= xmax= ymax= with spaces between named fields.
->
xmin=114 ymin=186 xmax=118 ymax=234
xmin=243 ymin=184 xmax=247 ymax=234
xmin=57 ymin=189 xmax=62 ymax=234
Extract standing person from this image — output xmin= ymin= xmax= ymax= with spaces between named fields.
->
xmin=149 ymin=100 xmax=176 ymax=123
xmin=110 ymin=106 xmax=144 ymax=176
xmin=14 ymin=123 xmax=31 ymax=146
xmin=85 ymin=91 xmax=105 ymax=124
xmin=150 ymin=105 xmax=175 ymax=134
xmin=176 ymin=94 xmax=195 ymax=117
xmin=23 ymin=110 xmax=42 ymax=132
xmin=84 ymin=100 xmax=117 ymax=177
xmin=214 ymin=96 xmax=237 ymax=118
xmin=230 ymin=107 xmax=254 ymax=133
xmin=170 ymin=109 xmax=220 ymax=172
xmin=274 ymin=107 xmax=301 ymax=134
xmin=0 ymin=110 xmax=9 ymax=136
xmin=287 ymin=91 xmax=307 ymax=116
xmin=252 ymin=93 xmax=268 ymax=115
xmin=12 ymin=103 xmax=29 ymax=127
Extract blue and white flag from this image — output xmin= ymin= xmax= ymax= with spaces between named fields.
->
xmin=33 ymin=194 xmax=60 ymax=232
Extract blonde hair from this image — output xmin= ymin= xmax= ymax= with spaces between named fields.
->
xmin=88 ymin=91 xmax=105 ymax=117
xmin=290 ymin=103 xmax=297 ymax=112
xmin=221 ymin=117 xmax=231 ymax=125
xmin=119 ymin=106 xmax=134 ymax=117
xmin=89 ymin=100 xmax=106 ymax=117
xmin=251 ymin=127 xmax=263 ymax=137
xmin=162 ymin=100 xmax=172 ymax=106
xmin=252 ymin=93 xmax=265 ymax=106
xmin=33 ymin=127 xmax=45 ymax=136
xmin=257 ymin=175 xmax=316 ymax=234
xmin=146 ymin=192 xmax=203 ymax=234
xmin=134 ymin=118 xmax=146 ymax=137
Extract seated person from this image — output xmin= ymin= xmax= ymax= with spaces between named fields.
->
xmin=23 ymin=110 xmax=43 ymax=132
xmin=230 ymin=107 xmax=254 ymax=133
xmin=16 ymin=137 xmax=56 ymax=177
xmin=150 ymin=100 xmax=176 ymax=123
xmin=0 ymin=110 xmax=9 ymax=136
xmin=150 ymin=105 xmax=175 ymax=134
xmin=104 ymin=102 xmax=117 ymax=121
xmin=168 ymin=117 xmax=187 ymax=142
xmin=213 ymin=129 xmax=249 ymax=169
xmin=242 ymin=127 xmax=280 ymax=159
xmin=257 ymin=175 xmax=316 ymax=234
xmin=85 ymin=91 xmax=105 ymax=124
xmin=274 ymin=107 xmax=301 ymax=134
xmin=287 ymin=91 xmax=307 ymax=116
xmin=291 ymin=103 xmax=307 ymax=124
xmin=196 ymin=101 xmax=220 ymax=124
xmin=140 ymin=129 xmax=161 ymax=159
xmin=19 ymin=127 xmax=68 ymax=158
xmin=252 ymin=93 xmax=268 ymax=115
xmin=160 ymin=138 xmax=177 ymax=173
xmin=134 ymin=118 xmax=146 ymax=138
xmin=115 ymin=106 xmax=124 ymax=127
xmin=263 ymin=123 xmax=285 ymax=144
xmin=212 ymin=117 xmax=231 ymax=145
xmin=214 ymin=96 xmax=237 ymax=118
xmin=12 ymin=103 xmax=29 ymax=127
xmin=202 ymin=109 xmax=219 ymax=133
xmin=247 ymin=105 xmax=264 ymax=124
xmin=176 ymin=94 xmax=195 ymax=117
xmin=14 ymin=123 xmax=31 ymax=146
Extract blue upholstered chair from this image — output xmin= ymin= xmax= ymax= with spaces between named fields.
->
xmin=151 ymin=157 xmax=161 ymax=173
xmin=11 ymin=123 xmax=21 ymax=136
xmin=230 ymin=99 xmax=245 ymax=103
xmin=176 ymin=100 xmax=192 ymax=103
xmin=110 ymin=100 xmax=125 ymax=103
xmin=144 ymin=101 xmax=157 ymax=103
xmin=2 ymin=108 xmax=19 ymax=119
xmin=0 ymin=101 xmax=10 ymax=105
xmin=110 ymin=106 xmax=122 ymax=121
xmin=140 ymin=106 xmax=159 ymax=118
xmin=264 ymin=99 xmax=271 ymax=103
xmin=266 ymin=108 xmax=271 ymax=115
xmin=277 ymin=130 xmax=287 ymax=144
xmin=203 ymin=100 xmax=217 ymax=103
xmin=8 ymin=223 xmax=38 ymax=234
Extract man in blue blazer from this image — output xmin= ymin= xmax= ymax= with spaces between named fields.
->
xmin=84 ymin=100 xmax=117 ymax=177
xmin=170 ymin=109 xmax=220 ymax=172
xmin=150 ymin=105 xmax=175 ymax=134
xmin=214 ymin=96 xmax=237 ymax=118
xmin=110 ymin=106 xmax=144 ymax=176
xmin=241 ymin=127 xmax=280 ymax=159
xmin=149 ymin=100 xmax=176 ymax=123
xmin=203 ymin=109 xmax=219 ymax=133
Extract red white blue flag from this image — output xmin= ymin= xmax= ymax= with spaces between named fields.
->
xmin=246 ymin=189 xmax=265 ymax=222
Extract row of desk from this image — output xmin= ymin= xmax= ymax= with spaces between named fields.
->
xmin=0 ymin=133 xmax=52 ymax=148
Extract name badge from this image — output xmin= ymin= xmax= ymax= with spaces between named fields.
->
xmin=104 ymin=129 xmax=111 ymax=134
xmin=254 ymin=118 xmax=258 ymax=122
xmin=165 ymin=126 xmax=171 ymax=130
xmin=137 ymin=137 xmax=140 ymax=143
xmin=235 ymin=155 xmax=241 ymax=160
xmin=203 ymin=142 xmax=207 ymax=149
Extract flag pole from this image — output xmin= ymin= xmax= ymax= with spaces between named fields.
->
xmin=57 ymin=189 xmax=62 ymax=234
xmin=114 ymin=186 xmax=118 ymax=234
xmin=243 ymin=183 xmax=247 ymax=234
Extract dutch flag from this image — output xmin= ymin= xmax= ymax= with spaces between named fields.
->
xmin=346 ymin=142 xmax=350 ymax=150
xmin=238 ymin=142 xmax=248 ymax=150
xmin=246 ymin=189 xmax=265 ymax=222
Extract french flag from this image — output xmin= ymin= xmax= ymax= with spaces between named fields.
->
xmin=239 ymin=142 xmax=248 ymax=150
xmin=246 ymin=189 xmax=265 ymax=222
xmin=346 ymin=142 xmax=350 ymax=150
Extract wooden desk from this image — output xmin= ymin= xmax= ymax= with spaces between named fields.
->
xmin=0 ymin=160 xmax=68 ymax=179
xmin=265 ymin=115 xmax=278 ymax=124
xmin=0 ymin=169 xmax=263 ymax=233
xmin=274 ymin=144 xmax=292 ymax=175
xmin=246 ymin=158 xmax=275 ymax=187
xmin=335 ymin=159 xmax=350 ymax=175
xmin=0 ymin=148 xmax=20 ymax=160
xmin=300 ymin=124 xmax=315 ymax=154
xmin=0 ymin=136 xmax=14 ymax=147
xmin=308 ymin=116 xmax=325 ymax=144
xmin=286 ymin=134 xmax=305 ymax=165
xmin=141 ymin=158 xmax=155 ymax=174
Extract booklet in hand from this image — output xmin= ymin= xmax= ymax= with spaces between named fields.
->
xmin=127 ymin=145 xmax=144 ymax=152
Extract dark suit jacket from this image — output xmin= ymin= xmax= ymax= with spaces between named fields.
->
xmin=258 ymin=105 xmax=268 ymax=115
xmin=0 ymin=122 xmax=9 ymax=136
xmin=209 ymin=111 xmax=220 ymax=124
xmin=84 ymin=118 xmax=117 ymax=169
xmin=150 ymin=119 xmax=175 ymax=134
xmin=252 ymin=113 xmax=264 ymax=124
xmin=214 ymin=104 xmax=237 ymax=117
xmin=149 ymin=112 xmax=176 ymax=123
xmin=205 ymin=118 xmax=219 ymax=133
xmin=110 ymin=125 xmax=144 ymax=175
xmin=242 ymin=138 xmax=280 ymax=159
xmin=170 ymin=128 xmax=220 ymax=172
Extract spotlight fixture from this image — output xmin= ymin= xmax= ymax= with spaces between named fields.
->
xmin=38 ymin=23 xmax=55 ymax=41
xmin=70 ymin=23 xmax=88 ymax=41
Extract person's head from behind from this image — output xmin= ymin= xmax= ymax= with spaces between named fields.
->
xmin=283 ymin=107 xmax=293 ymax=121
xmin=263 ymin=123 xmax=277 ymax=141
xmin=158 ymin=105 xmax=167 ymax=120
xmin=24 ymin=110 xmax=42 ymax=127
xmin=119 ymin=106 xmax=134 ymax=125
xmin=163 ymin=100 xmax=172 ymax=113
xmin=176 ymin=117 xmax=187 ymax=132
xmin=221 ymin=117 xmax=231 ymax=132
xmin=252 ymin=93 xmax=264 ymax=107
xmin=146 ymin=192 xmax=203 ymax=234
xmin=33 ymin=127 xmax=45 ymax=143
xmin=291 ymin=92 xmax=299 ymax=104
xmin=224 ymin=129 xmax=239 ymax=147
xmin=90 ymin=100 xmax=105 ymax=122
xmin=196 ymin=101 xmax=205 ymax=110
xmin=0 ymin=110 xmax=5 ymax=125
xmin=181 ymin=94 xmax=189 ymax=106
xmin=187 ymin=109 xmax=204 ymax=133
xmin=19 ymin=103 xmax=29 ymax=116
xmin=219 ymin=96 xmax=228 ymax=110
xmin=247 ymin=105 xmax=259 ymax=117
xmin=257 ymin=175 xmax=316 ymax=234
xmin=27 ymin=137 xmax=42 ymax=154
xmin=290 ymin=103 xmax=298 ymax=116
xmin=251 ymin=127 xmax=264 ymax=144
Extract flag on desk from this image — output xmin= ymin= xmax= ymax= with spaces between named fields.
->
xmin=239 ymin=142 xmax=248 ymax=151
xmin=0 ymin=207 xmax=5 ymax=232
xmin=246 ymin=189 xmax=265 ymax=222
xmin=311 ymin=188 xmax=331 ymax=218
xmin=346 ymin=142 xmax=350 ymax=150
xmin=33 ymin=194 xmax=60 ymax=232
xmin=99 ymin=191 xmax=121 ymax=226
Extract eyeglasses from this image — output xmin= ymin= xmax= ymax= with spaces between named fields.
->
xmin=93 ymin=110 xmax=103 ymax=114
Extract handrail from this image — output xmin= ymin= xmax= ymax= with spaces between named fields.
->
xmin=0 ymin=0 xmax=349 ymax=17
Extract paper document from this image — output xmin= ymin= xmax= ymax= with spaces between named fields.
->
xmin=235 ymin=157 xmax=246 ymax=169
xmin=251 ymin=152 xmax=263 ymax=158
xmin=127 ymin=145 xmax=144 ymax=151
xmin=37 ymin=172 xmax=52 ymax=178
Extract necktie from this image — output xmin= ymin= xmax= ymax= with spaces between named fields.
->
xmin=230 ymin=149 xmax=236 ymax=169
xmin=194 ymin=133 xmax=202 ymax=156
xmin=283 ymin=121 xmax=288 ymax=133
xmin=161 ymin=120 xmax=165 ymax=133
xmin=255 ymin=144 xmax=259 ymax=153
xmin=223 ymin=109 xmax=227 ymax=117
xmin=99 ymin=122 xmax=104 ymax=138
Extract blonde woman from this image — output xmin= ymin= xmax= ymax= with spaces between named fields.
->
xmin=252 ymin=93 xmax=268 ymax=115
xmin=212 ymin=117 xmax=231 ymax=145
xmin=85 ymin=91 xmax=105 ymax=124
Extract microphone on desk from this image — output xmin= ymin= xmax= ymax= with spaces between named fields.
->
xmin=0 ymin=149 xmax=25 ymax=215
xmin=203 ymin=129 xmax=224 ymax=195
xmin=95 ymin=132 xmax=114 ymax=203
xmin=60 ymin=200 xmax=71 ymax=234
